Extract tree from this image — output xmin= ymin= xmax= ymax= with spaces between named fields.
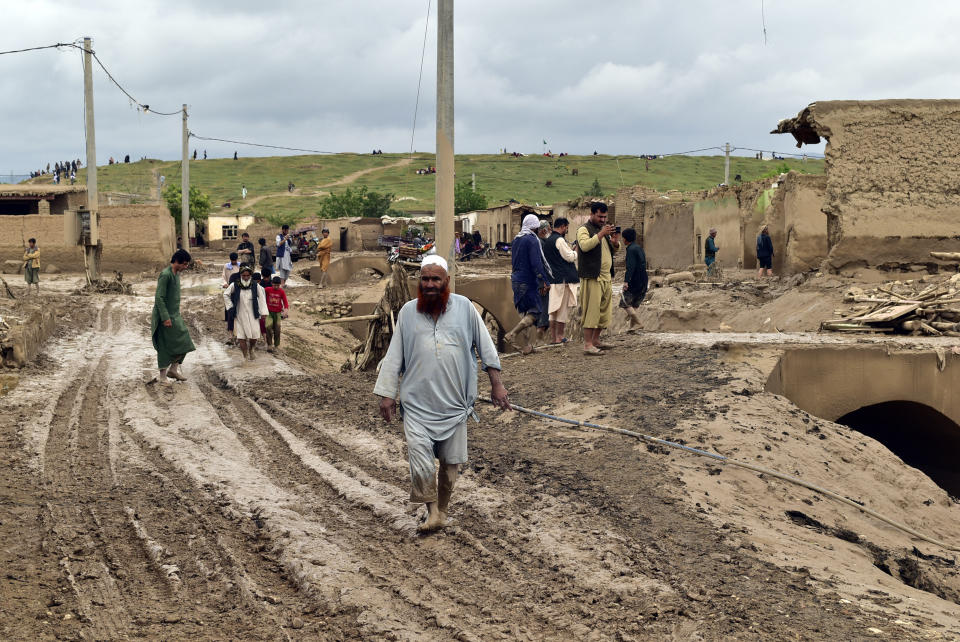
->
xmin=318 ymin=185 xmax=398 ymax=219
xmin=583 ymin=178 xmax=604 ymax=198
xmin=259 ymin=210 xmax=310 ymax=229
xmin=163 ymin=184 xmax=211 ymax=228
xmin=454 ymin=180 xmax=487 ymax=214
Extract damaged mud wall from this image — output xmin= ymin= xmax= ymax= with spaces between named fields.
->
xmin=776 ymin=100 xmax=960 ymax=270
xmin=0 ymin=204 xmax=175 ymax=272
xmin=693 ymin=194 xmax=740 ymax=269
xmin=779 ymin=174 xmax=828 ymax=273
xmin=642 ymin=201 xmax=695 ymax=269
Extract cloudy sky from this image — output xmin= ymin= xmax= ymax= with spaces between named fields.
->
xmin=1 ymin=1 xmax=956 ymax=175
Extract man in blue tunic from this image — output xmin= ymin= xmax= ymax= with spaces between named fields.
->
xmin=504 ymin=214 xmax=552 ymax=354
xmin=375 ymin=255 xmax=511 ymax=532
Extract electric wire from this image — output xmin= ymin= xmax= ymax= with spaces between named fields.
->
xmin=409 ymin=0 xmax=432 ymax=159
xmin=188 ymin=134 xmax=340 ymax=155
xmin=479 ymin=397 xmax=959 ymax=552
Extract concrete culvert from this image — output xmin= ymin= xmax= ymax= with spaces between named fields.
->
xmin=837 ymin=401 xmax=960 ymax=499
xmin=766 ymin=347 xmax=960 ymax=500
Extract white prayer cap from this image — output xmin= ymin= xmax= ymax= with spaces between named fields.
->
xmin=421 ymin=255 xmax=449 ymax=272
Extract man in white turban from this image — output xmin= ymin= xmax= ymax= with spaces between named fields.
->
xmin=375 ymin=255 xmax=511 ymax=532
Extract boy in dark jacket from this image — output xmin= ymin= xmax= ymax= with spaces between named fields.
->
xmin=619 ymin=228 xmax=648 ymax=333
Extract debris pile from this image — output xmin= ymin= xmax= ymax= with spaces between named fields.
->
xmin=821 ymin=274 xmax=960 ymax=335
xmin=75 ymin=273 xmax=134 ymax=295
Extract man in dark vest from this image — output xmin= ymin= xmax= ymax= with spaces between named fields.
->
xmin=576 ymin=202 xmax=620 ymax=355
xmin=542 ymin=217 xmax=579 ymax=344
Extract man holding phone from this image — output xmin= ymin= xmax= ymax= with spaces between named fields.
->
xmin=576 ymin=202 xmax=620 ymax=355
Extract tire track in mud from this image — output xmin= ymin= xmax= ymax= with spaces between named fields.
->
xmin=40 ymin=304 xmax=170 ymax=639
xmin=197 ymin=369 xmax=576 ymax=641
xmin=36 ymin=303 xmax=325 ymax=639
xmin=215 ymin=372 xmax=674 ymax=638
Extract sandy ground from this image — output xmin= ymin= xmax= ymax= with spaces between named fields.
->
xmin=1 ymin=255 xmax=959 ymax=640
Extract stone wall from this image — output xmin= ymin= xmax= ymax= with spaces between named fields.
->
xmin=774 ymin=99 xmax=960 ymax=269
xmin=0 ymin=204 xmax=175 ymax=272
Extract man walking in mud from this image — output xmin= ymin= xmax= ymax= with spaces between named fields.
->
xmin=151 ymin=249 xmax=195 ymax=382
xmin=374 ymin=256 xmax=511 ymax=532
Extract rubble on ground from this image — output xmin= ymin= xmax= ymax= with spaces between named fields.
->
xmin=821 ymin=273 xmax=960 ymax=335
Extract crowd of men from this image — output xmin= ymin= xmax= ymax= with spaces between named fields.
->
xmin=29 ymin=159 xmax=81 ymax=182
xmin=503 ymin=202 xmax=649 ymax=355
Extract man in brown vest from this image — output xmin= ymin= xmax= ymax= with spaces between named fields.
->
xmin=576 ymin=202 xmax=620 ymax=355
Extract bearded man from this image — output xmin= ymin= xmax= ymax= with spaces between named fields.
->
xmin=374 ymin=255 xmax=511 ymax=532
xmin=223 ymin=265 xmax=268 ymax=361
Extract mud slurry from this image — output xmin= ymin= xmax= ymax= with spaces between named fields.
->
xmin=0 ymin=287 xmax=949 ymax=640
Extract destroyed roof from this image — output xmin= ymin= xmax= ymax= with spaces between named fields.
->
xmin=0 ymin=184 xmax=87 ymax=197
xmin=772 ymin=99 xmax=960 ymax=147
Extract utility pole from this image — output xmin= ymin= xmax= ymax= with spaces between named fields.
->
xmin=436 ymin=0 xmax=455 ymax=291
xmin=724 ymin=142 xmax=730 ymax=186
xmin=181 ymin=105 xmax=190 ymax=248
xmin=471 ymin=172 xmax=475 ymax=192
xmin=82 ymin=37 xmax=100 ymax=282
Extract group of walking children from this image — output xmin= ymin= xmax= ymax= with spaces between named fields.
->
xmin=221 ymin=258 xmax=289 ymax=360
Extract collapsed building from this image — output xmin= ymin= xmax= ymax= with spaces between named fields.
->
xmin=613 ymin=173 xmax=826 ymax=274
xmin=773 ymin=99 xmax=960 ymax=270
xmin=0 ymin=184 xmax=176 ymax=272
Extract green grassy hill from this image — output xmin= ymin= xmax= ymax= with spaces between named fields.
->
xmin=62 ymin=152 xmax=823 ymax=217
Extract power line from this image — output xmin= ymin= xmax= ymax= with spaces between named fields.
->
xmin=0 ymin=40 xmax=181 ymax=116
xmin=189 ymin=134 xmax=342 ymax=155
xmin=88 ymin=48 xmax=181 ymax=116
xmin=409 ymin=0 xmax=431 ymax=158
xmin=0 ymin=42 xmax=78 ymax=56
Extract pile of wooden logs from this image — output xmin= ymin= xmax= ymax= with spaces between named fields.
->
xmin=821 ymin=273 xmax=960 ymax=335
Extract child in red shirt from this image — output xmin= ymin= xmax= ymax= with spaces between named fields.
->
xmin=263 ymin=276 xmax=289 ymax=353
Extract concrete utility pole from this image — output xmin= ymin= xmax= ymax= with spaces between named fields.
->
xmin=471 ymin=172 xmax=476 ymax=192
xmin=436 ymin=0 xmax=455 ymax=291
xmin=724 ymin=142 xmax=730 ymax=185
xmin=181 ymin=105 xmax=189 ymax=248
xmin=82 ymin=37 xmax=100 ymax=281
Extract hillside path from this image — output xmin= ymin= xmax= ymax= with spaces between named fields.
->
xmin=236 ymin=157 xmax=413 ymax=211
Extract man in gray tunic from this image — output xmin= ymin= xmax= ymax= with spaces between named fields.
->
xmin=375 ymin=255 xmax=511 ymax=532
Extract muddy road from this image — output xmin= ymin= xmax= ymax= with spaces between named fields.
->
xmin=1 ymin=278 xmax=957 ymax=640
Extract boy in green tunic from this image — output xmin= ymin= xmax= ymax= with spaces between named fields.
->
xmin=151 ymin=249 xmax=196 ymax=381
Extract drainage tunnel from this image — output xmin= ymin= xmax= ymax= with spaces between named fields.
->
xmin=766 ymin=347 xmax=960 ymax=499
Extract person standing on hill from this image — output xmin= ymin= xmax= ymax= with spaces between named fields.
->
xmin=756 ymin=224 xmax=774 ymax=278
xmin=316 ymin=228 xmax=333 ymax=288
xmin=504 ymin=214 xmax=552 ymax=354
xmin=241 ymin=184 xmax=247 ymax=200
xmin=22 ymin=238 xmax=41 ymax=295
xmin=542 ymin=217 xmax=579 ymax=344
xmin=151 ymin=249 xmax=195 ymax=382
xmin=374 ymin=256 xmax=510 ymax=533
xmin=619 ymin=228 xmax=648 ymax=333
xmin=258 ymin=237 xmax=274 ymax=282
xmin=275 ymin=224 xmax=294 ymax=285
xmin=577 ymin=202 xmax=620 ymax=354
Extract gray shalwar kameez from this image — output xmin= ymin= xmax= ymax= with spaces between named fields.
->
xmin=374 ymin=294 xmax=501 ymax=502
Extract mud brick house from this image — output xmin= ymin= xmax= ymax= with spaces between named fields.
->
xmin=0 ymin=184 xmax=176 ymax=271
xmin=773 ymin=99 xmax=960 ymax=270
